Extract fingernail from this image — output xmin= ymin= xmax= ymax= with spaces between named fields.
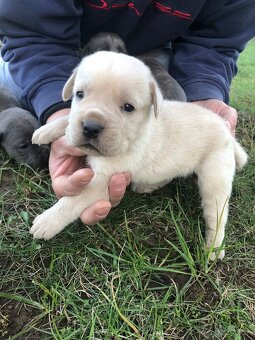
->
xmin=96 ymin=207 xmax=110 ymax=217
xmin=115 ymin=177 xmax=126 ymax=190
xmin=81 ymin=174 xmax=93 ymax=185
xmin=224 ymin=120 xmax=231 ymax=130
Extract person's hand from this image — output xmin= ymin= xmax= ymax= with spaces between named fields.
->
xmin=194 ymin=99 xmax=237 ymax=135
xmin=47 ymin=109 xmax=131 ymax=225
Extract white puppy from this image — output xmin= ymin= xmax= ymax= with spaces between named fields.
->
xmin=31 ymin=51 xmax=247 ymax=260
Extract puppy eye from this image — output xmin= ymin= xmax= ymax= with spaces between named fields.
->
xmin=75 ymin=91 xmax=84 ymax=99
xmin=19 ymin=143 xmax=29 ymax=149
xmin=121 ymin=103 xmax=135 ymax=112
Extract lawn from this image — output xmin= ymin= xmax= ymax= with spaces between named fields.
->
xmin=0 ymin=40 xmax=254 ymax=339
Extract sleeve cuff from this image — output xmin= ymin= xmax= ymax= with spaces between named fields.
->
xmin=29 ymin=78 xmax=71 ymax=123
xmin=40 ymin=102 xmax=71 ymax=125
xmin=182 ymin=81 xmax=227 ymax=103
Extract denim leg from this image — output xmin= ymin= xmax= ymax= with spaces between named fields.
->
xmin=0 ymin=58 xmax=22 ymax=99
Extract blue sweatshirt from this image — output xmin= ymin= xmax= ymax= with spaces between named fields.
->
xmin=0 ymin=0 xmax=254 ymax=123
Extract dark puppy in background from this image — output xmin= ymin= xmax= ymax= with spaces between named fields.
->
xmin=0 ymin=85 xmax=50 ymax=169
xmin=82 ymin=32 xmax=128 ymax=55
xmin=82 ymin=32 xmax=187 ymax=102
xmin=138 ymin=55 xmax=187 ymax=102
xmin=0 ymin=85 xmax=20 ymax=109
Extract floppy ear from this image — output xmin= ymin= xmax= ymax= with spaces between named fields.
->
xmin=62 ymin=68 xmax=78 ymax=101
xmin=150 ymin=80 xmax=163 ymax=118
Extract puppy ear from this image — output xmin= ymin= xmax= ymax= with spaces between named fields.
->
xmin=62 ymin=68 xmax=77 ymax=101
xmin=150 ymin=80 xmax=163 ymax=118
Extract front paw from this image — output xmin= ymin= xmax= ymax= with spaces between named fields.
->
xmin=30 ymin=212 xmax=63 ymax=240
xmin=32 ymin=126 xmax=52 ymax=145
xmin=208 ymin=249 xmax=225 ymax=261
xmin=132 ymin=182 xmax=160 ymax=194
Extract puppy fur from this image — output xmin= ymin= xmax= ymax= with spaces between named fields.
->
xmin=81 ymin=32 xmax=187 ymax=102
xmin=81 ymin=32 xmax=128 ymax=55
xmin=0 ymin=85 xmax=50 ymax=168
xmin=0 ymin=84 xmax=20 ymax=111
xmin=31 ymin=51 xmax=247 ymax=260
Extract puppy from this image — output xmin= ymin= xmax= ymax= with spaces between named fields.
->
xmin=31 ymin=51 xmax=247 ymax=260
xmin=0 ymin=84 xmax=21 ymax=111
xmin=139 ymin=55 xmax=187 ymax=102
xmin=82 ymin=32 xmax=187 ymax=102
xmin=81 ymin=32 xmax=128 ymax=55
xmin=0 ymin=85 xmax=50 ymax=168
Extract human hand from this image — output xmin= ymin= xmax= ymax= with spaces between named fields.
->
xmin=47 ymin=109 xmax=131 ymax=225
xmin=194 ymin=99 xmax=237 ymax=135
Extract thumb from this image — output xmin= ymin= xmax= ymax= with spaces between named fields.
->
xmin=218 ymin=104 xmax=237 ymax=136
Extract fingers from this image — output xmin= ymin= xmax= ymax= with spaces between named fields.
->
xmin=48 ymin=135 xmax=91 ymax=197
xmin=52 ymin=168 xmax=94 ymax=198
xmin=219 ymin=105 xmax=237 ymax=136
xmin=50 ymin=135 xmax=87 ymax=158
xmin=109 ymin=172 xmax=131 ymax=207
xmin=80 ymin=200 xmax=112 ymax=225
xmin=80 ymin=172 xmax=131 ymax=225
xmin=194 ymin=99 xmax=237 ymax=135
xmin=48 ymin=128 xmax=131 ymax=224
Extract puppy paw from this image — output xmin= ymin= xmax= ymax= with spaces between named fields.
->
xmin=208 ymin=249 xmax=225 ymax=261
xmin=30 ymin=212 xmax=64 ymax=240
xmin=32 ymin=126 xmax=53 ymax=145
xmin=132 ymin=183 xmax=159 ymax=194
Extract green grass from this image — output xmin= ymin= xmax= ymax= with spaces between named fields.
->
xmin=0 ymin=40 xmax=255 ymax=339
xmin=231 ymin=40 xmax=255 ymax=113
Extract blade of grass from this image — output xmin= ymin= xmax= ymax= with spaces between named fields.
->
xmin=0 ymin=292 xmax=43 ymax=310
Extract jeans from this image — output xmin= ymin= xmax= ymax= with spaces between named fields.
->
xmin=0 ymin=57 xmax=22 ymax=98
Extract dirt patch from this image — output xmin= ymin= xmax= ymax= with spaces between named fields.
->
xmin=0 ymin=298 xmax=42 ymax=339
xmin=0 ymin=164 xmax=15 ymax=194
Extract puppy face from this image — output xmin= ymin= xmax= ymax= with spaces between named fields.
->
xmin=63 ymin=51 xmax=162 ymax=157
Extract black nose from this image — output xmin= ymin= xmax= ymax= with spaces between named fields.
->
xmin=82 ymin=121 xmax=104 ymax=139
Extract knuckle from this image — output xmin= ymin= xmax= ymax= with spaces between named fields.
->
xmin=52 ymin=185 xmax=62 ymax=199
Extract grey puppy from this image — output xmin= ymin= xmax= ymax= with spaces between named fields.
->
xmin=82 ymin=32 xmax=187 ymax=102
xmin=82 ymin=32 xmax=128 ymax=55
xmin=0 ymin=84 xmax=20 ymax=111
xmin=0 ymin=85 xmax=50 ymax=169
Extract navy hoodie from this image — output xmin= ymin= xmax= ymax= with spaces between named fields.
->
xmin=0 ymin=0 xmax=254 ymax=123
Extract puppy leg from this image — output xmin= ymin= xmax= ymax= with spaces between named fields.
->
xmin=32 ymin=116 xmax=69 ymax=145
xmin=30 ymin=177 xmax=109 ymax=240
xmin=196 ymin=150 xmax=235 ymax=260
xmin=132 ymin=180 xmax=170 ymax=193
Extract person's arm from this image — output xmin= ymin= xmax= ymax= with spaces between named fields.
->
xmin=0 ymin=0 xmax=82 ymax=123
xmin=0 ymin=0 xmax=131 ymax=224
xmin=171 ymin=0 xmax=255 ymax=133
xmin=172 ymin=0 xmax=255 ymax=104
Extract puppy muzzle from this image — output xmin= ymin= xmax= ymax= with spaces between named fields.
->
xmin=82 ymin=120 xmax=104 ymax=139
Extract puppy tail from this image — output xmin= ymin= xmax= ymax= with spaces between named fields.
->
xmin=234 ymin=140 xmax=248 ymax=171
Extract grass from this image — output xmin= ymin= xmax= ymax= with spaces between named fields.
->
xmin=0 ymin=40 xmax=255 ymax=339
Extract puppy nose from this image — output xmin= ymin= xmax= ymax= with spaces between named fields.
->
xmin=82 ymin=121 xmax=104 ymax=139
